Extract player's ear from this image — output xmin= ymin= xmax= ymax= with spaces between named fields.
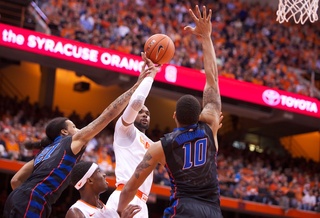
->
xmin=61 ymin=129 xmax=68 ymax=136
xmin=87 ymin=177 xmax=93 ymax=184
xmin=173 ymin=111 xmax=176 ymax=119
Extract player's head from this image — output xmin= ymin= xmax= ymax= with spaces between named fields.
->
xmin=175 ymin=95 xmax=201 ymax=126
xmin=46 ymin=117 xmax=78 ymax=140
xmin=25 ymin=117 xmax=78 ymax=150
xmin=134 ymin=105 xmax=150 ymax=133
xmin=71 ymin=161 xmax=108 ymax=195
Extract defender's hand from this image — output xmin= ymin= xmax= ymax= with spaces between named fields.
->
xmin=184 ymin=5 xmax=212 ymax=38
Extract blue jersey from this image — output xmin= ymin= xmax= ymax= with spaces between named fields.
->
xmin=161 ymin=122 xmax=220 ymax=205
xmin=4 ymin=135 xmax=84 ymax=218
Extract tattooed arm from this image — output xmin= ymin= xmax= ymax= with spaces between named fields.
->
xmin=71 ymin=56 xmax=153 ymax=155
xmin=185 ymin=6 xmax=221 ymax=136
xmin=117 ymin=140 xmax=165 ymax=216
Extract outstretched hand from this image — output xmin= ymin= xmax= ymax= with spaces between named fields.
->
xmin=120 ymin=204 xmax=141 ymax=218
xmin=138 ymin=52 xmax=161 ymax=81
xmin=184 ymin=5 xmax=212 ymax=38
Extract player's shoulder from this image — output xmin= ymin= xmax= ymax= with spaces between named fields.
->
xmin=66 ymin=205 xmax=84 ymax=218
xmin=115 ymin=118 xmax=134 ymax=132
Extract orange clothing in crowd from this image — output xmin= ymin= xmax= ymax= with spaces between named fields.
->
xmin=3 ymin=137 xmax=19 ymax=153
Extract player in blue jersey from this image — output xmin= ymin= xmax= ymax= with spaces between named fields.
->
xmin=3 ymin=52 xmax=159 ymax=218
xmin=117 ymin=5 xmax=223 ymax=218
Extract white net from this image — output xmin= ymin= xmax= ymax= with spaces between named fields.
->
xmin=276 ymin=0 xmax=319 ymax=24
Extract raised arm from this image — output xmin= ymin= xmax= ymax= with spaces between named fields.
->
xmin=70 ymin=54 xmax=156 ymax=154
xmin=121 ymin=53 xmax=159 ymax=127
xmin=184 ymin=5 xmax=221 ymax=133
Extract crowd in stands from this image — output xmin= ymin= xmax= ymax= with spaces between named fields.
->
xmin=34 ymin=0 xmax=320 ymax=97
xmin=1 ymin=94 xmax=319 ymax=212
xmin=217 ymin=144 xmax=320 ymax=212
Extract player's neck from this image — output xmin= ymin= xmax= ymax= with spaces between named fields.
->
xmin=137 ymin=127 xmax=146 ymax=134
xmin=80 ymin=193 xmax=101 ymax=208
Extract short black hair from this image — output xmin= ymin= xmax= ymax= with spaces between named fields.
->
xmin=70 ymin=161 xmax=94 ymax=187
xmin=46 ymin=117 xmax=68 ymax=141
xmin=24 ymin=117 xmax=68 ymax=150
xmin=176 ymin=95 xmax=201 ymax=125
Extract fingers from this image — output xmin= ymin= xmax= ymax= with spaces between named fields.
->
xmin=202 ymin=5 xmax=206 ymax=19
xmin=184 ymin=26 xmax=194 ymax=33
xmin=141 ymin=52 xmax=147 ymax=61
xmin=142 ymin=51 xmax=156 ymax=68
xmin=145 ymin=65 xmax=155 ymax=72
xmin=188 ymin=8 xmax=198 ymax=22
xmin=125 ymin=205 xmax=141 ymax=217
xmin=153 ymin=65 xmax=161 ymax=73
xmin=131 ymin=207 xmax=141 ymax=216
xmin=188 ymin=5 xmax=211 ymax=22
xmin=200 ymin=5 xmax=211 ymax=21
xmin=143 ymin=65 xmax=157 ymax=77
xmin=207 ymin=9 xmax=212 ymax=22
xmin=195 ymin=5 xmax=202 ymax=19
xmin=141 ymin=52 xmax=150 ymax=63
xmin=193 ymin=5 xmax=211 ymax=21
xmin=141 ymin=61 xmax=147 ymax=72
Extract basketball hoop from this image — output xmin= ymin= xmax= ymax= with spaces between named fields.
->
xmin=276 ymin=0 xmax=319 ymax=24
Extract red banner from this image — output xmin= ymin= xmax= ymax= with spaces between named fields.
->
xmin=0 ymin=23 xmax=319 ymax=118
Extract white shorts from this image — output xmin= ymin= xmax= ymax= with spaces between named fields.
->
xmin=106 ymin=190 xmax=149 ymax=218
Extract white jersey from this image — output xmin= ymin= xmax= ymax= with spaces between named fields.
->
xmin=113 ymin=118 xmax=154 ymax=195
xmin=70 ymin=200 xmax=119 ymax=218
xmin=106 ymin=119 xmax=154 ymax=218
xmin=106 ymin=76 xmax=155 ymax=218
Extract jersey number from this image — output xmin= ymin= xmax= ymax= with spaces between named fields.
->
xmin=183 ymin=138 xmax=207 ymax=169
xmin=34 ymin=143 xmax=59 ymax=165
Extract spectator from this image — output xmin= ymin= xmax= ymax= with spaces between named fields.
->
xmin=2 ymin=129 xmax=20 ymax=160
xmin=300 ymin=190 xmax=316 ymax=211
xmin=153 ymin=164 xmax=170 ymax=186
xmin=80 ymin=10 xmax=95 ymax=32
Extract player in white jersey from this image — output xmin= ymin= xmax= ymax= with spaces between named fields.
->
xmin=66 ymin=161 xmax=141 ymax=218
xmin=68 ymin=199 xmax=113 ymax=218
xmin=106 ymin=53 xmax=160 ymax=218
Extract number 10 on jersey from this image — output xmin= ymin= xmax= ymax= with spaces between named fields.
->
xmin=183 ymin=138 xmax=207 ymax=169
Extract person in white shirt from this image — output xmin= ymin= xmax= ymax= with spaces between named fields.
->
xmin=106 ymin=53 xmax=160 ymax=218
xmin=66 ymin=161 xmax=141 ymax=218
xmin=301 ymin=190 xmax=316 ymax=211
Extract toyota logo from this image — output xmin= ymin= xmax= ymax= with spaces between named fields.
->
xmin=262 ymin=89 xmax=281 ymax=106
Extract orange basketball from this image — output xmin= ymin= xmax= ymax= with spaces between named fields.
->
xmin=144 ymin=34 xmax=175 ymax=65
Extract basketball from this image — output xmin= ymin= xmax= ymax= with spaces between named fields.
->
xmin=144 ymin=34 xmax=175 ymax=65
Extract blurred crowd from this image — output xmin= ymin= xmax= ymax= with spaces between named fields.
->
xmin=34 ymin=0 xmax=320 ymax=97
xmin=1 ymin=94 xmax=320 ymax=212
xmin=217 ymin=145 xmax=320 ymax=212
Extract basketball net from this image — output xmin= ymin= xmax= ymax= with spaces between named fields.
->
xmin=276 ymin=0 xmax=319 ymax=24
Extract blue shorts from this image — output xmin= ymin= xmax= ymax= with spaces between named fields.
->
xmin=163 ymin=197 xmax=223 ymax=218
